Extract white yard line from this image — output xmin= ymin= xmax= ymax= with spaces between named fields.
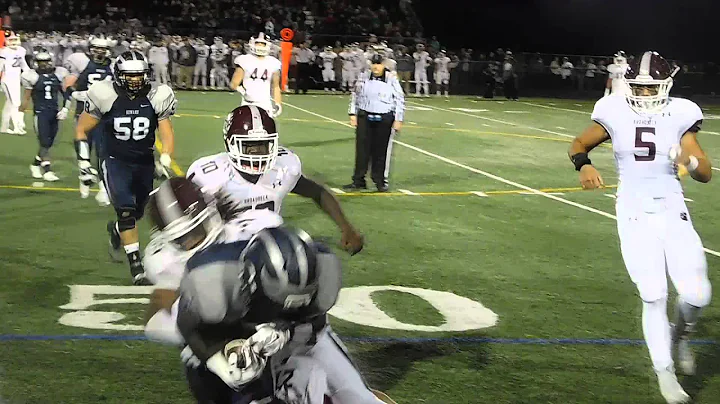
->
xmin=330 ymin=188 xmax=346 ymax=194
xmin=520 ymin=101 xmax=590 ymax=115
xmin=284 ymin=102 xmax=720 ymax=258
xmin=407 ymin=101 xmax=576 ymax=140
xmin=471 ymin=191 xmax=488 ymax=197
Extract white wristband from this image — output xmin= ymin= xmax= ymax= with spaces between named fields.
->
xmin=687 ymin=155 xmax=699 ymax=172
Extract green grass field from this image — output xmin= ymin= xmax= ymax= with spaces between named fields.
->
xmin=2 ymin=92 xmax=720 ymax=403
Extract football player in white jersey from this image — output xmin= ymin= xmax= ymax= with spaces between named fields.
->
xmin=569 ymin=51 xmax=711 ymax=404
xmin=434 ymin=49 xmax=451 ymax=97
xmin=0 ymin=31 xmax=30 ymax=134
xmin=192 ymin=38 xmax=210 ymax=89
xmin=230 ymin=33 xmax=282 ymax=117
xmin=143 ymin=104 xmax=364 ymax=304
xmin=605 ymin=51 xmax=629 ymax=97
xmin=413 ymin=43 xmax=431 ymax=97
xmin=319 ymin=45 xmax=337 ymax=91
xmin=338 ymin=45 xmax=355 ymax=93
xmin=130 ymin=34 xmax=151 ymax=57
xmin=209 ymin=36 xmax=230 ymax=89
xmin=148 ymin=39 xmax=170 ymax=85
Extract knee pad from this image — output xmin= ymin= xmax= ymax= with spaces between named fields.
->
xmin=116 ymin=209 xmax=137 ymax=232
xmin=678 ymin=277 xmax=712 ymax=308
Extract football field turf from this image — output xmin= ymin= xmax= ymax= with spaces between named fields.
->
xmin=2 ymin=92 xmax=720 ymax=403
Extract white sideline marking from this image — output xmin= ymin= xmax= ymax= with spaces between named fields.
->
xmin=471 ymin=191 xmax=488 ymax=197
xmin=504 ymin=110 xmax=529 ymax=114
xmin=408 ymin=101 xmax=575 ymax=140
xmin=521 ymin=101 xmax=589 ymax=115
xmin=330 ymin=188 xmax=345 ymax=194
xmin=284 ymin=102 xmax=720 ymax=258
xmin=399 ymin=189 xmax=418 ymax=195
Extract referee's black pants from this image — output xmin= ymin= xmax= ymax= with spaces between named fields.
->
xmin=352 ymin=111 xmax=394 ymax=189
xmin=295 ymin=63 xmax=311 ymax=94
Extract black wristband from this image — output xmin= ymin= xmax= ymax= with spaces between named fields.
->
xmin=570 ymin=153 xmax=592 ymax=171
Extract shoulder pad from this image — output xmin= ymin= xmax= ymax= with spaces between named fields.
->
xmin=590 ymin=95 xmax=621 ymax=134
xmin=148 ymin=84 xmax=177 ymax=120
xmin=187 ymin=153 xmax=228 ymax=193
xmin=86 ymin=80 xmax=119 ymax=117
xmin=21 ymin=70 xmax=39 ymax=87
xmin=54 ymin=66 xmax=69 ymax=81
xmin=269 ymin=56 xmax=282 ymax=71
xmin=276 ymin=147 xmax=302 ymax=176
xmin=234 ymin=54 xmax=249 ymax=68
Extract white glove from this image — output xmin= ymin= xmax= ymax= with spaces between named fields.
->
xmin=180 ymin=345 xmax=201 ymax=369
xmin=272 ymin=102 xmax=282 ymax=118
xmin=159 ymin=153 xmax=172 ymax=168
xmin=56 ymin=107 xmax=69 ymax=121
xmin=78 ymin=160 xmax=98 ymax=185
xmin=71 ymin=91 xmax=88 ymax=102
xmin=604 ymin=88 xmax=610 ymax=97
xmin=247 ymin=322 xmax=290 ymax=358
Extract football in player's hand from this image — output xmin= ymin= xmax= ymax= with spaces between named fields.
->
xmin=223 ymin=339 xmax=251 ymax=368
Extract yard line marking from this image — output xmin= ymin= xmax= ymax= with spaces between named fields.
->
xmin=445 ymin=122 xmax=455 ymax=126
xmin=398 ymin=189 xmax=418 ymax=195
xmin=408 ymin=101 xmax=576 ymax=140
xmin=519 ymin=191 xmax=565 ymax=195
xmin=556 ymin=126 xmax=566 ymax=130
xmin=287 ymin=101 xmax=720 ymax=258
xmin=712 ymin=167 xmax=720 ymax=172
xmin=704 ymin=131 xmax=720 ymax=136
xmin=504 ymin=110 xmax=529 ymax=114
xmin=604 ymin=194 xmax=617 ymax=199
xmin=2 ymin=334 xmax=718 ymax=346
xmin=471 ymin=191 xmax=488 ymax=197
xmin=520 ymin=101 xmax=589 ymax=115
xmin=330 ymin=187 xmax=346 ymax=194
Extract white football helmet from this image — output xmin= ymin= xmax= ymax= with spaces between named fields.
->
xmin=614 ymin=51 xmax=627 ymax=66
xmin=249 ymin=33 xmax=270 ymax=57
xmin=89 ymin=35 xmax=112 ymax=65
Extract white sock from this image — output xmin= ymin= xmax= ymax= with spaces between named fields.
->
xmin=643 ymin=298 xmax=673 ymax=371
xmin=1 ymin=101 xmax=12 ymax=130
xmin=123 ymin=242 xmax=139 ymax=254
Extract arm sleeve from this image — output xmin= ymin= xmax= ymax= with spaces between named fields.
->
xmin=150 ymin=84 xmax=178 ymax=121
xmin=391 ymin=77 xmax=405 ymax=122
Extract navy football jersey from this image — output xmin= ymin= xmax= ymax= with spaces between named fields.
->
xmin=21 ymin=68 xmax=69 ymax=113
xmin=66 ymin=53 xmax=113 ymax=115
xmin=85 ymin=81 xmax=177 ymax=163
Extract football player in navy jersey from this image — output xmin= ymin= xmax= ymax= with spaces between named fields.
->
xmin=75 ymin=50 xmax=177 ymax=285
xmin=64 ymin=35 xmax=114 ymax=204
xmin=19 ymin=50 xmax=71 ymax=182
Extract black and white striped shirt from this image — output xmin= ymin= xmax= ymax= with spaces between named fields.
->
xmin=348 ymin=71 xmax=405 ymax=122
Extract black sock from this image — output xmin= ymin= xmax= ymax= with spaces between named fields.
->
xmin=32 ymin=156 xmax=41 ymax=166
xmin=40 ymin=161 xmax=51 ymax=173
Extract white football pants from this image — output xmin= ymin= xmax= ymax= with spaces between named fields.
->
xmin=414 ymin=69 xmax=429 ymax=95
xmin=1 ymin=80 xmax=23 ymax=131
xmin=193 ymin=59 xmax=208 ymax=87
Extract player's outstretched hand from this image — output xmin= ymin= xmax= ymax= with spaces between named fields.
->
xmin=579 ymin=165 xmax=604 ymax=189
xmin=341 ymin=227 xmax=364 ymax=255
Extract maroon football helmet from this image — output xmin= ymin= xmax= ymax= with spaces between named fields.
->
xmin=623 ymin=51 xmax=674 ymax=114
xmin=146 ymin=177 xmax=222 ymax=251
xmin=223 ymin=105 xmax=279 ymax=175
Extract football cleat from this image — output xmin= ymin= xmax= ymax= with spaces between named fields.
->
xmin=30 ymin=165 xmax=42 ymax=179
xmin=131 ymin=263 xmax=153 ymax=286
xmin=79 ymin=181 xmax=90 ymax=198
xmin=107 ymin=221 xmax=124 ymax=263
xmin=656 ymin=366 xmax=690 ymax=404
xmin=95 ymin=187 xmax=110 ymax=206
xmin=42 ymin=171 xmax=59 ymax=182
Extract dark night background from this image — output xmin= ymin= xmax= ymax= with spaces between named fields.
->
xmin=413 ymin=0 xmax=716 ymax=62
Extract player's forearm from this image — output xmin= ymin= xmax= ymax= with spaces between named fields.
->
xmin=158 ymin=120 xmax=175 ymax=156
xmin=319 ymin=187 xmax=355 ymax=233
xmin=20 ymin=89 xmax=31 ymax=109
xmin=689 ymin=157 xmax=712 ymax=183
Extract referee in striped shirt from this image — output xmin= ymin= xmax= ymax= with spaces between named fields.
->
xmin=344 ymin=54 xmax=405 ymax=192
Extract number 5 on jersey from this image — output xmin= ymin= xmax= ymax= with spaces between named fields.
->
xmin=114 ymin=117 xmax=151 ymax=141
xmin=634 ymin=127 xmax=656 ymax=161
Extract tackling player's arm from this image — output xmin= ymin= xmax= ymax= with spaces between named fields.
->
xmin=19 ymin=87 xmax=32 ymax=112
xmin=568 ymin=122 xmax=610 ymax=189
xmin=291 ymin=175 xmax=364 ymax=255
xmin=678 ymin=130 xmax=712 ymax=183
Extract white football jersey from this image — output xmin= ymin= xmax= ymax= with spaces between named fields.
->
xmin=319 ymin=51 xmax=337 ymax=69
xmin=148 ymin=46 xmax=169 ymax=65
xmin=211 ymin=43 xmax=229 ymax=62
xmin=0 ymin=46 xmax=29 ymax=80
xmin=339 ymin=51 xmax=354 ymax=70
xmin=186 ymin=148 xmax=302 ymax=219
xmin=234 ymin=54 xmax=281 ymax=103
xmin=352 ymin=50 xmax=366 ymax=71
xmin=413 ymin=51 xmax=431 ymax=70
xmin=591 ymin=95 xmax=703 ymax=203
xmin=195 ymin=44 xmax=210 ymax=60
xmin=607 ymin=63 xmax=628 ymax=94
xmin=434 ymin=56 xmax=450 ymax=72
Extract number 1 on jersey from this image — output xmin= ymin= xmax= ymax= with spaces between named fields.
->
xmin=634 ymin=127 xmax=656 ymax=161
